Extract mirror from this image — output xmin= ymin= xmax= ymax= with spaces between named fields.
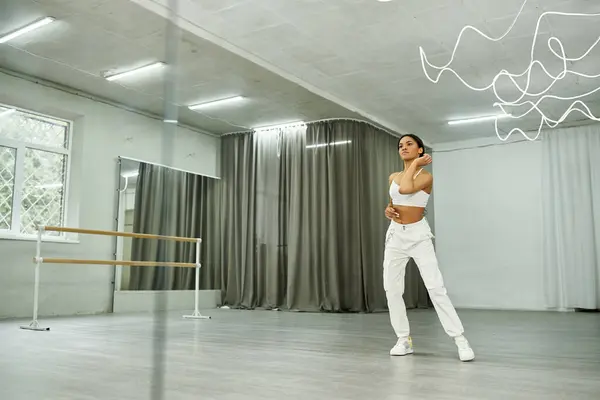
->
xmin=115 ymin=157 xmax=140 ymax=291
xmin=115 ymin=156 xmax=219 ymax=291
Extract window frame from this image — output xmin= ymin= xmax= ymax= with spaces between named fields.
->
xmin=0 ymin=103 xmax=74 ymax=242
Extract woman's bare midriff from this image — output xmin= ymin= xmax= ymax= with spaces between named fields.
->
xmin=391 ymin=205 xmax=425 ymax=225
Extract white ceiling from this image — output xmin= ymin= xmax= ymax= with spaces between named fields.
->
xmin=1 ymin=0 xmax=599 ymax=144
xmin=0 ymin=0 xmax=367 ymax=135
xmin=130 ymin=0 xmax=600 ymax=144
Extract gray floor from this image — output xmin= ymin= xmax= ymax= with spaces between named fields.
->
xmin=1 ymin=308 xmax=599 ymax=400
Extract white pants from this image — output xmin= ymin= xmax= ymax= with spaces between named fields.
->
xmin=383 ymin=218 xmax=464 ymax=339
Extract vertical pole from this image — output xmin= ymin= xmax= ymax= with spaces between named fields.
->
xmin=194 ymin=239 xmax=200 ymax=314
xmin=32 ymin=227 xmax=42 ymax=323
xmin=183 ymin=239 xmax=209 ymax=320
xmin=151 ymin=1 xmax=180 ymax=398
xmin=20 ymin=226 xmax=49 ymax=330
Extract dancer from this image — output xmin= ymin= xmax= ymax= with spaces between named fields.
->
xmin=383 ymin=134 xmax=474 ymax=362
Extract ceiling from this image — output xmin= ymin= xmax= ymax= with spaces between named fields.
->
xmin=1 ymin=0 xmax=599 ymax=144
xmin=130 ymin=0 xmax=600 ymax=144
xmin=0 ymin=0 xmax=366 ymax=136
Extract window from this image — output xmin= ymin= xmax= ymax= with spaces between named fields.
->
xmin=0 ymin=104 xmax=71 ymax=238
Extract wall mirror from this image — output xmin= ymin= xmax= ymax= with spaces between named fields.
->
xmin=114 ymin=156 xmax=218 ymax=291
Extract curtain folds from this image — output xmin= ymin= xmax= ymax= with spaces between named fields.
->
xmin=542 ymin=125 xmax=600 ymax=310
xmin=128 ymin=163 xmax=221 ymax=291
xmin=128 ymin=120 xmax=431 ymax=312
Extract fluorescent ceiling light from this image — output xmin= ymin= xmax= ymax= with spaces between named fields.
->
xmin=306 ymin=140 xmax=352 ymax=149
xmin=447 ymin=114 xmax=512 ymax=125
xmin=188 ymin=96 xmax=244 ymax=110
xmin=104 ymin=62 xmax=165 ymax=81
xmin=0 ymin=108 xmax=16 ymax=118
xmin=0 ymin=17 xmax=56 ymax=44
xmin=122 ymin=171 xmax=139 ymax=179
xmin=163 ymin=119 xmax=178 ymax=124
xmin=254 ymin=121 xmax=306 ymax=131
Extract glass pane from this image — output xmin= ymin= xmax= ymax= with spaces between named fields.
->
xmin=0 ymin=108 xmax=68 ymax=149
xmin=0 ymin=146 xmax=16 ymax=230
xmin=20 ymin=148 xmax=67 ymax=235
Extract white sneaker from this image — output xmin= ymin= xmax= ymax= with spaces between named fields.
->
xmin=390 ymin=336 xmax=414 ymax=356
xmin=454 ymin=335 xmax=475 ymax=361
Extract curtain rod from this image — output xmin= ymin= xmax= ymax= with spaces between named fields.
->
xmin=220 ymin=117 xmax=404 ymax=139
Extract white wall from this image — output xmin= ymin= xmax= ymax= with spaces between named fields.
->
xmin=432 ymin=137 xmax=546 ymax=311
xmin=0 ymin=71 xmax=221 ymax=319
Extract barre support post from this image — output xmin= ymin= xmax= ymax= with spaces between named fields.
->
xmin=20 ymin=226 xmax=50 ymax=331
xmin=20 ymin=226 xmax=211 ymax=332
xmin=183 ymin=238 xmax=210 ymax=320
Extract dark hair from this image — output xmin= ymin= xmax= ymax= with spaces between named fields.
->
xmin=398 ymin=134 xmax=425 ymax=157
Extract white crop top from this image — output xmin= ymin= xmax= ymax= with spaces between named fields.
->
xmin=389 ymin=169 xmax=430 ymax=208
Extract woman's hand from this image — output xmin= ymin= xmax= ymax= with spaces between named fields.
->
xmin=385 ymin=206 xmax=399 ymax=220
xmin=414 ymin=154 xmax=432 ymax=166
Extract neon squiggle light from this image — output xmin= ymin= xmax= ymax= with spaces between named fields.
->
xmin=419 ymin=0 xmax=600 ymax=141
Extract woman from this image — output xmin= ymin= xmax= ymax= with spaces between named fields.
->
xmin=383 ymin=134 xmax=474 ymax=362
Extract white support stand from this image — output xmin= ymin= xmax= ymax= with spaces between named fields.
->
xmin=20 ymin=227 xmax=50 ymax=331
xmin=183 ymin=238 xmax=210 ymax=320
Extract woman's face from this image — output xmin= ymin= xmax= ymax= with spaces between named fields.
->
xmin=398 ymin=136 xmax=422 ymax=160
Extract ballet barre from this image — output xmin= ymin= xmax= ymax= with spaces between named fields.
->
xmin=20 ymin=225 xmax=210 ymax=332
xmin=44 ymin=225 xmax=199 ymax=242
xmin=36 ymin=258 xmax=196 ymax=268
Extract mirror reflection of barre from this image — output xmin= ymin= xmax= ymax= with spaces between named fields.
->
xmin=19 ymin=225 xmax=209 ymax=332
xmin=114 ymin=157 xmax=220 ymax=315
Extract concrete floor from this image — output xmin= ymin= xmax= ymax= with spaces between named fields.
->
xmin=1 ymin=308 xmax=599 ymax=399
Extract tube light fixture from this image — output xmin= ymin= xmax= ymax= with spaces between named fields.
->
xmin=0 ymin=108 xmax=16 ymax=118
xmin=188 ymin=96 xmax=244 ymax=110
xmin=163 ymin=119 xmax=178 ymax=124
xmin=104 ymin=62 xmax=165 ymax=81
xmin=447 ymin=114 xmax=512 ymax=125
xmin=253 ymin=121 xmax=306 ymax=131
xmin=0 ymin=17 xmax=56 ymax=44
xmin=306 ymin=140 xmax=352 ymax=149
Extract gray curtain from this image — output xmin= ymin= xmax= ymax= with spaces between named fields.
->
xmin=128 ymin=163 xmax=221 ymax=291
xmin=217 ymin=132 xmax=261 ymax=306
xmin=218 ymin=120 xmax=430 ymax=311
xmin=128 ymin=120 xmax=431 ymax=312
xmin=542 ymin=126 xmax=600 ymax=310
